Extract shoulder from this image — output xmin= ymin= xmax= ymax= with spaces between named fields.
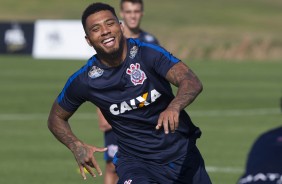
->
xmin=250 ymin=126 xmax=282 ymax=153
xmin=128 ymin=38 xmax=162 ymax=57
xmin=139 ymin=30 xmax=159 ymax=45
xmin=128 ymin=38 xmax=179 ymax=63
xmin=60 ymin=57 xmax=98 ymax=95
xmin=69 ymin=57 xmax=96 ymax=83
xmin=257 ymin=126 xmax=282 ymax=141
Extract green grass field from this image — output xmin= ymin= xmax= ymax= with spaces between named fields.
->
xmin=0 ymin=0 xmax=282 ymax=184
xmin=1 ymin=0 xmax=282 ymax=60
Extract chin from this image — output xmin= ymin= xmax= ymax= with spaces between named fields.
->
xmin=106 ymin=46 xmax=119 ymax=54
xmin=129 ymin=25 xmax=138 ymax=29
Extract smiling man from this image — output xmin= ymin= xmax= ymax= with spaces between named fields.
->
xmin=98 ymin=2 xmax=160 ymax=184
xmin=47 ymin=2 xmax=211 ymax=184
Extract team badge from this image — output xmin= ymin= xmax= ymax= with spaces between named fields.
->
xmin=124 ymin=180 xmax=132 ymax=184
xmin=129 ymin=46 xmax=138 ymax=59
xmin=126 ymin=63 xmax=147 ymax=85
xmin=88 ymin=66 xmax=104 ymax=79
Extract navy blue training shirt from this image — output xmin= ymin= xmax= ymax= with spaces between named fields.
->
xmin=57 ymin=38 xmax=200 ymax=164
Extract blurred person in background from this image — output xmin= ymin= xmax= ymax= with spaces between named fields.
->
xmin=98 ymin=0 xmax=159 ymax=183
xmin=237 ymin=126 xmax=282 ymax=184
xmin=97 ymin=108 xmax=119 ymax=184
xmin=119 ymin=0 xmax=159 ymax=44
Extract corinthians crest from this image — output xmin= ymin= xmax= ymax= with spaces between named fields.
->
xmin=126 ymin=63 xmax=147 ymax=85
xmin=88 ymin=66 xmax=104 ymax=79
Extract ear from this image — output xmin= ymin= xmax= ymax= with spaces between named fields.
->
xmin=120 ymin=22 xmax=124 ymax=34
xmin=85 ymin=35 xmax=92 ymax=47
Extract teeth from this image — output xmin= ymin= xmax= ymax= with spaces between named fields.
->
xmin=103 ymin=38 xmax=114 ymax=44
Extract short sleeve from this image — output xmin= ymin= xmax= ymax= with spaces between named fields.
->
xmin=57 ymin=73 xmax=88 ymax=112
xmin=141 ymin=43 xmax=180 ymax=77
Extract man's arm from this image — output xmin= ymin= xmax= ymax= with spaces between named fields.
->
xmin=156 ymin=62 xmax=203 ymax=134
xmin=165 ymin=61 xmax=203 ymax=111
xmin=47 ymin=101 xmax=107 ymax=180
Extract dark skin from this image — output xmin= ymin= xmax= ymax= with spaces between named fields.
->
xmin=156 ymin=61 xmax=203 ymax=134
xmin=48 ymin=102 xmax=107 ymax=180
xmin=48 ymin=9 xmax=202 ymax=181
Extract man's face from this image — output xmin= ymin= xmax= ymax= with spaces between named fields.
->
xmin=85 ymin=10 xmax=124 ymax=56
xmin=120 ymin=2 xmax=143 ymax=29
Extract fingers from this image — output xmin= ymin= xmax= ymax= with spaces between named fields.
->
xmin=76 ymin=146 xmax=108 ymax=180
xmin=89 ymin=147 xmax=107 ymax=176
xmin=169 ymin=115 xmax=175 ymax=133
xmin=163 ymin=117 xmax=169 ymax=134
xmin=156 ymin=117 xmax=163 ymax=131
xmin=156 ymin=115 xmax=169 ymax=134
xmin=79 ymin=163 xmax=96 ymax=180
xmin=78 ymin=161 xmax=99 ymax=179
xmin=84 ymin=164 xmax=97 ymax=178
xmin=156 ymin=111 xmax=179 ymax=134
xmin=79 ymin=165 xmax=87 ymax=180
xmin=91 ymin=156 xmax=102 ymax=176
xmin=95 ymin=147 xmax=108 ymax=153
xmin=174 ymin=115 xmax=179 ymax=131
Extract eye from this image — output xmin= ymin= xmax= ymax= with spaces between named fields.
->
xmin=92 ymin=26 xmax=99 ymax=32
xmin=107 ymin=21 xmax=115 ymax=26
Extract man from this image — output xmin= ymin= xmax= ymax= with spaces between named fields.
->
xmin=119 ymin=0 xmax=159 ymax=44
xmin=98 ymin=1 xmax=159 ymax=183
xmin=48 ymin=2 xmax=212 ymax=184
xmin=237 ymin=126 xmax=282 ymax=184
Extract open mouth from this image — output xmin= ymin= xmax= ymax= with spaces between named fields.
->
xmin=102 ymin=37 xmax=115 ymax=47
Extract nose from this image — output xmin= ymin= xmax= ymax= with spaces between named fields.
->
xmin=129 ymin=12 xmax=136 ymax=19
xmin=101 ymin=25 xmax=111 ymax=36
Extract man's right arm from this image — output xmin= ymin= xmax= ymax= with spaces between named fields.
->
xmin=47 ymin=101 xmax=107 ymax=180
xmin=48 ymin=101 xmax=78 ymax=150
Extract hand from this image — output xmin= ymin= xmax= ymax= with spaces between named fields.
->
xmin=156 ymin=107 xmax=179 ymax=134
xmin=71 ymin=142 xmax=107 ymax=180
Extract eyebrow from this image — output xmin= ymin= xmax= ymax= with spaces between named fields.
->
xmin=88 ymin=18 xmax=117 ymax=31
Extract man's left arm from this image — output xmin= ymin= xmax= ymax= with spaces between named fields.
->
xmin=156 ymin=62 xmax=203 ymax=134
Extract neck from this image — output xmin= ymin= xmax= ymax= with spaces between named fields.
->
xmin=124 ymin=26 xmax=140 ymax=39
xmin=100 ymin=58 xmax=121 ymax=67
